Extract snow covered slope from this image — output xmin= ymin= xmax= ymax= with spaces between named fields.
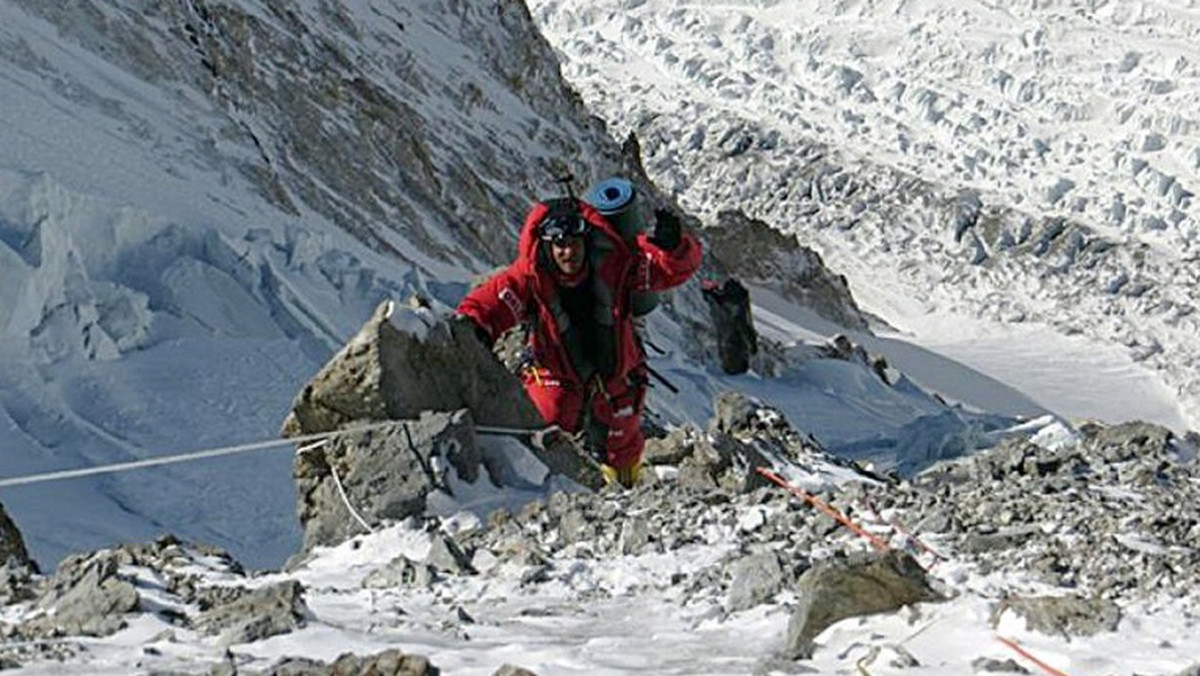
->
xmin=0 ymin=0 xmax=956 ymax=571
xmin=0 ymin=0 xmax=1192 ymax=578
xmin=529 ymin=0 xmax=1200 ymax=430
xmin=0 ymin=0 xmax=625 ymax=569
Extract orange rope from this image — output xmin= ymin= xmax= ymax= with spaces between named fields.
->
xmin=756 ymin=467 xmax=891 ymax=552
xmin=864 ymin=498 xmax=946 ymax=564
xmin=996 ymin=636 xmax=1074 ymax=676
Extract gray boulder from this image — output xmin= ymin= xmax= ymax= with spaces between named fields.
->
xmin=0 ymin=502 xmax=32 ymax=572
xmin=25 ymin=550 xmax=140 ymax=637
xmin=362 ymin=555 xmax=437 ymax=591
xmin=0 ymin=558 xmax=33 ymax=605
xmin=283 ymin=301 xmax=604 ymax=491
xmin=251 ymin=648 xmax=439 ymax=675
xmin=282 ymin=301 xmax=540 ymax=435
xmin=644 ymin=393 xmax=845 ymax=494
xmin=1083 ymin=420 xmax=1174 ymax=463
xmin=493 ymin=666 xmax=538 ymax=676
xmin=727 ymin=549 xmax=789 ymax=613
xmin=425 ymin=535 xmax=476 ymax=576
xmin=991 ymin=594 xmax=1121 ymax=637
xmin=971 ymin=657 xmax=1030 ymax=673
xmin=785 ymin=550 xmax=942 ymax=659
xmin=293 ymin=410 xmax=476 ymax=552
xmin=195 ymin=580 xmax=308 ymax=647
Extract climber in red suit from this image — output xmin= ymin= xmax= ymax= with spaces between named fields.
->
xmin=456 ymin=197 xmax=701 ymax=486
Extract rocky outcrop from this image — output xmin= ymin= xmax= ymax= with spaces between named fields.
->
xmin=706 ymin=210 xmax=870 ymax=332
xmin=0 ymin=504 xmax=34 ymax=609
xmin=293 ymin=410 xmax=477 ymax=553
xmin=643 ymin=392 xmax=851 ymax=494
xmin=282 ymin=301 xmax=540 ymax=436
xmin=992 ymin=594 xmax=1121 ymax=637
xmin=0 ymin=502 xmax=31 ymax=572
xmin=21 ymin=550 xmax=140 ymax=638
xmin=784 ymin=550 xmax=943 ymax=659
xmin=0 ymin=559 xmax=34 ymax=607
xmin=877 ymin=420 xmax=1200 ymax=600
xmin=15 ymin=0 xmax=621 ymax=268
xmin=701 ymin=278 xmax=758 ymax=375
xmin=196 ymin=580 xmax=309 ymax=647
xmin=242 ymin=649 xmax=439 ymax=676
xmin=284 ymin=301 xmax=604 ymax=494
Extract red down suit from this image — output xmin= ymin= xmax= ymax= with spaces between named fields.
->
xmin=457 ymin=200 xmax=702 ymax=470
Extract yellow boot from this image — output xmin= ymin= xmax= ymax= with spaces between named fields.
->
xmin=601 ymin=461 xmax=642 ymax=489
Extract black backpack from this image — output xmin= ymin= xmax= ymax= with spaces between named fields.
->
xmin=702 ymin=278 xmax=758 ymax=375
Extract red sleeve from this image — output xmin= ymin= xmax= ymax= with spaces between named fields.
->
xmin=630 ymin=232 xmax=703 ymax=292
xmin=455 ymin=267 xmax=531 ymax=341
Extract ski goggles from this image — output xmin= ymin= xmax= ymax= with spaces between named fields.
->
xmin=538 ymin=212 xmax=588 ymax=244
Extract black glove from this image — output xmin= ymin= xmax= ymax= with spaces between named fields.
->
xmin=649 ymin=208 xmax=682 ymax=251
xmin=451 ymin=313 xmax=492 ymax=347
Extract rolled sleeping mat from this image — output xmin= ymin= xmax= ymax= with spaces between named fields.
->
xmin=585 ymin=177 xmax=660 ymax=317
xmin=585 ymin=177 xmax=643 ymax=242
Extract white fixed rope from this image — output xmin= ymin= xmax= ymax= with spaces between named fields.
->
xmin=0 ymin=420 xmax=556 ymax=489
xmin=0 ymin=421 xmax=400 ymax=489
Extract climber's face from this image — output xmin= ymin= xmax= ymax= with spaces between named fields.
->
xmin=549 ymin=235 xmax=586 ymax=279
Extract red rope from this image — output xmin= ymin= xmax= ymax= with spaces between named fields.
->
xmin=996 ymin=636 xmax=1074 ymax=676
xmin=756 ymin=467 xmax=891 ymax=552
xmin=863 ymin=497 xmax=946 ymax=564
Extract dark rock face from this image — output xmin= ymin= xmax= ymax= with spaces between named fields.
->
xmin=0 ymin=503 xmax=31 ymax=573
xmin=15 ymin=0 xmax=621 ymax=268
xmin=0 ymin=559 xmax=34 ymax=607
xmin=701 ymin=278 xmax=758 ymax=375
xmin=706 ymin=210 xmax=870 ymax=332
xmin=784 ymin=550 xmax=942 ymax=659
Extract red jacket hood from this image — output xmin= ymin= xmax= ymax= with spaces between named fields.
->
xmin=515 ymin=200 xmax=629 ymax=280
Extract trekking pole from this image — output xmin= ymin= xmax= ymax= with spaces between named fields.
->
xmin=642 ymin=336 xmax=668 ymax=355
xmin=644 ymin=364 xmax=680 ymax=394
